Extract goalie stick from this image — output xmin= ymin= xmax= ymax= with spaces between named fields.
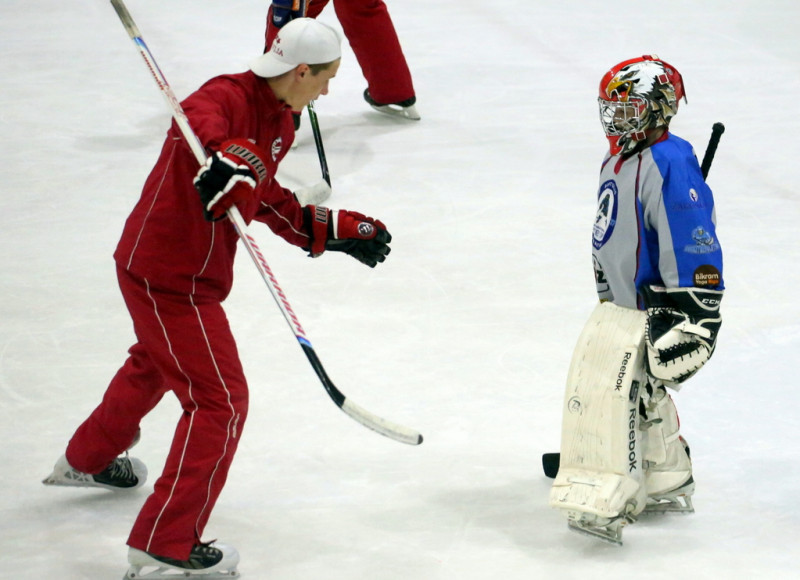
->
xmin=109 ymin=0 xmax=422 ymax=446
xmin=542 ymin=121 xmax=725 ymax=477
xmin=700 ymin=122 xmax=725 ymax=180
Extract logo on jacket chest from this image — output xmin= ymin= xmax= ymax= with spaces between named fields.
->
xmin=271 ymin=137 xmax=283 ymax=161
xmin=593 ymin=179 xmax=619 ymax=249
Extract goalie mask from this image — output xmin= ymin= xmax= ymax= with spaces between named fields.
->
xmin=598 ymin=55 xmax=686 ymax=156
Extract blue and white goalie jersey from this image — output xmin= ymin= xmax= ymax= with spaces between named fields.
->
xmin=591 ymin=133 xmax=724 ymax=309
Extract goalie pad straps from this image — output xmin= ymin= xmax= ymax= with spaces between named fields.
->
xmin=642 ymin=286 xmax=723 ymax=385
xmin=549 ymin=302 xmax=649 ymax=521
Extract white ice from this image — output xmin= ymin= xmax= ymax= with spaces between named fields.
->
xmin=2 ymin=0 xmax=800 ymax=578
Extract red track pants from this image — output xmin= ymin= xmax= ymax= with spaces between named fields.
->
xmin=65 ymin=267 xmax=248 ymax=560
xmin=265 ymin=0 xmax=415 ymax=104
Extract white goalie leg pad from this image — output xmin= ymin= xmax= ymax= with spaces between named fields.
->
xmin=549 ymin=302 xmax=649 ymax=525
xmin=641 ymin=384 xmax=692 ymax=498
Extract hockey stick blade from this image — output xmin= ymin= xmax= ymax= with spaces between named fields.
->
xmin=301 ymin=344 xmax=422 ymax=445
xmin=700 ymin=122 xmax=725 ymax=180
xmin=110 ymin=0 xmax=422 ymax=446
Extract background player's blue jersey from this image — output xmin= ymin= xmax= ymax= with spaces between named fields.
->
xmin=591 ymin=133 xmax=724 ymax=309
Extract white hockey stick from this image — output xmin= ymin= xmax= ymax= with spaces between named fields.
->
xmin=109 ymin=0 xmax=422 ymax=446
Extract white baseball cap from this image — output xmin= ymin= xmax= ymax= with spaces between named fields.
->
xmin=250 ymin=18 xmax=341 ymax=78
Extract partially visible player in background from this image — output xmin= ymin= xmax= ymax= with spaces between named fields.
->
xmin=548 ymin=55 xmax=724 ymax=545
xmin=267 ymin=0 xmax=419 ymax=121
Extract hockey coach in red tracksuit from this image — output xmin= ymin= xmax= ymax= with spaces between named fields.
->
xmin=43 ymin=17 xmax=391 ymax=577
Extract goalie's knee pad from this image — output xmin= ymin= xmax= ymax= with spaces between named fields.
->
xmin=549 ymin=302 xmax=649 ymax=523
xmin=641 ymin=384 xmax=692 ymax=497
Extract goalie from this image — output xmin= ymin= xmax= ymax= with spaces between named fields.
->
xmin=549 ymin=55 xmax=724 ymax=545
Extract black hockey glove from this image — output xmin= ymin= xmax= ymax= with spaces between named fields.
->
xmin=193 ymin=138 xmax=269 ymax=221
xmin=642 ymin=285 xmax=723 ymax=385
xmin=304 ymin=206 xmax=391 ymax=268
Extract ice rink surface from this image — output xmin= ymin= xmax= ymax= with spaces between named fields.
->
xmin=2 ymin=0 xmax=799 ymax=578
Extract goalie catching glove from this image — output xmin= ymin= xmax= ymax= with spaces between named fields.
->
xmin=305 ymin=206 xmax=391 ymax=267
xmin=194 ymin=138 xmax=269 ymax=221
xmin=642 ymin=285 xmax=723 ymax=385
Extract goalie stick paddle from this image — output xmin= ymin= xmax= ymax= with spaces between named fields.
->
xmin=306 ymin=100 xmax=330 ymax=186
xmin=109 ymin=0 xmax=422 ymax=446
xmin=542 ymin=452 xmax=560 ymax=479
xmin=541 ymin=121 xmax=726 ymax=475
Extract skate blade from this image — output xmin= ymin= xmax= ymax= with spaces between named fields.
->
xmin=42 ymin=472 xmax=135 ymax=492
xmin=42 ymin=476 xmax=88 ymax=487
xmin=644 ymin=480 xmax=695 ymax=514
xmin=368 ymin=103 xmax=421 ymax=121
xmin=42 ymin=471 xmax=94 ymax=488
xmin=567 ymin=520 xmax=624 ymax=546
xmin=644 ymin=493 xmax=695 ymax=514
xmin=124 ymin=564 xmax=240 ymax=578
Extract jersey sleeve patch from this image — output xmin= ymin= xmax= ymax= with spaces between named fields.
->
xmin=593 ymin=180 xmax=619 ymax=249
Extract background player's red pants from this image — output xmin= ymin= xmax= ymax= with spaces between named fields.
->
xmin=265 ymin=0 xmax=415 ymax=104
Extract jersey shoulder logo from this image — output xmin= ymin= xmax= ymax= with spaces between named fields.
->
xmin=684 ymin=226 xmax=721 ymax=254
xmin=593 ymin=179 xmax=619 ymax=249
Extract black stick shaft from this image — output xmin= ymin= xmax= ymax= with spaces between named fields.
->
xmin=307 ymin=101 xmax=330 ymax=186
xmin=701 ymin=122 xmax=725 ymax=180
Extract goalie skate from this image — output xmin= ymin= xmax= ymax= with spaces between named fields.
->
xmin=644 ymin=476 xmax=695 ymax=514
xmin=125 ymin=542 xmax=240 ymax=579
xmin=42 ymin=453 xmax=147 ymax=491
xmin=567 ymin=511 xmax=636 ymax=546
xmin=640 ymin=386 xmax=695 ymax=515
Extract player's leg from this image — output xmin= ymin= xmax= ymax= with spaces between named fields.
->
xmin=333 ymin=0 xmax=418 ymax=116
xmin=264 ymin=0 xmax=328 ymax=52
xmin=549 ymin=302 xmax=649 ymax=544
xmin=641 ymin=383 xmax=694 ymax=513
xmin=108 ymin=270 xmax=247 ymax=577
xmin=43 ymin=272 xmax=168 ymax=491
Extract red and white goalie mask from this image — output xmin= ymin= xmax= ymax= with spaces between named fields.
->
xmin=598 ymin=55 xmax=686 ymax=156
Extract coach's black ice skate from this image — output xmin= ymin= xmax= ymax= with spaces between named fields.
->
xmin=126 ymin=541 xmax=240 ymax=579
xmin=364 ymin=89 xmax=420 ymax=120
xmin=42 ymin=453 xmax=147 ymax=491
